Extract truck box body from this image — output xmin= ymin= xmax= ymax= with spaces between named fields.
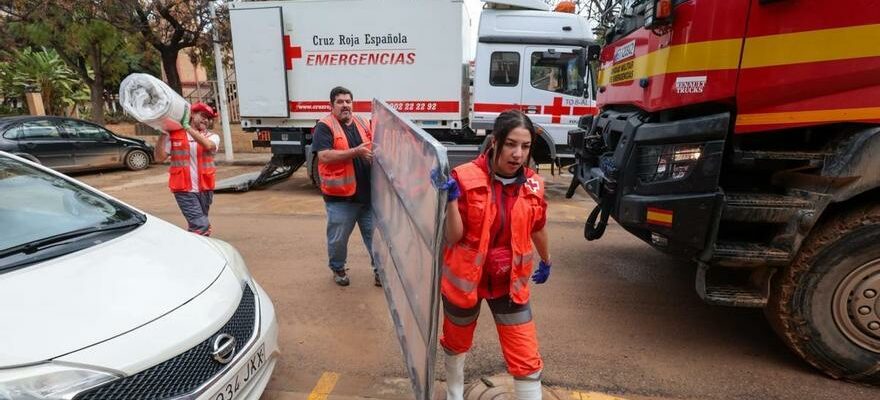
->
xmin=229 ymin=0 xmax=469 ymax=129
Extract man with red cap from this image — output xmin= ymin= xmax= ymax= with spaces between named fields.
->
xmin=155 ymin=102 xmax=221 ymax=236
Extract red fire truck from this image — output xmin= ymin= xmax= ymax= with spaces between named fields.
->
xmin=568 ymin=0 xmax=880 ymax=383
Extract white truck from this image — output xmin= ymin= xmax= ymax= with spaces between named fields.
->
xmin=224 ymin=0 xmax=597 ymax=190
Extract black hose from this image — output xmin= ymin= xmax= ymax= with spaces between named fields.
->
xmin=585 ymin=201 xmax=610 ymax=241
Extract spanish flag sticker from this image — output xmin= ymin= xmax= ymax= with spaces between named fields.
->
xmin=646 ymin=207 xmax=673 ymax=227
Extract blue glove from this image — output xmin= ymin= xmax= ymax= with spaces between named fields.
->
xmin=431 ymin=168 xmax=461 ymax=202
xmin=531 ymin=260 xmax=551 ymax=284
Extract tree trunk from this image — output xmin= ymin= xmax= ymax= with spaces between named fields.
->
xmin=88 ymin=43 xmax=105 ymax=124
xmin=162 ymin=50 xmax=183 ymax=94
xmin=89 ymin=75 xmax=104 ymax=124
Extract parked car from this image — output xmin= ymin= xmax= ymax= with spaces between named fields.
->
xmin=0 ymin=116 xmax=154 ymax=172
xmin=0 ymin=151 xmax=278 ymax=400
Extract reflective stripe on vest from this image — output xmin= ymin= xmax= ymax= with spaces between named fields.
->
xmin=442 ymin=263 xmax=478 ymax=292
xmin=167 ymin=129 xmax=216 ymax=192
xmin=317 ymin=114 xmax=372 ymax=197
xmin=441 ymin=161 xmax=545 ymax=308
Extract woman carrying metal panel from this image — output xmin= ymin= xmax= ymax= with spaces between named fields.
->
xmin=437 ymin=110 xmax=552 ymax=400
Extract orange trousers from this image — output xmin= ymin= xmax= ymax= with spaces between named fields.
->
xmin=439 ymin=295 xmax=543 ymax=378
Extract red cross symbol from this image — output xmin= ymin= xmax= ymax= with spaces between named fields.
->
xmin=283 ymin=35 xmax=302 ymax=70
xmin=525 ymin=178 xmax=540 ymax=194
xmin=543 ymin=97 xmax=572 ymax=123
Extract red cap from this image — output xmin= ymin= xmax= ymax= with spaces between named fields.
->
xmin=191 ymin=102 xmax=217 ymax=118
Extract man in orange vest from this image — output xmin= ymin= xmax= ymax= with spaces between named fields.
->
xmin=437 ymin=110 xmax=552 ymax=399
xmin=154 ymin=102 xmax=220 ymax=236
xmin=313 ymin=86 xmax=377 ymax=287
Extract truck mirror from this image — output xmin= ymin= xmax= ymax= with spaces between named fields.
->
xmin=587 ymin=45 xmax=600 ymax=62
xmin=644 ymin=0 xmax=673 ymax=29
xmin=574 ymin=48 xmax=588 ymax=79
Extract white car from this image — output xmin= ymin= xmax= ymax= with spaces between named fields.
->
xmin=0 ymin=151 xmax=278 ymax=400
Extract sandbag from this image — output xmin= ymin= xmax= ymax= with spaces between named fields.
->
xmin=118 ymin=73 xmax=190 ymax=132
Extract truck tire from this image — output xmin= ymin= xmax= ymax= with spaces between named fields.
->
xmin=765 ymin=203 xmax=880 ymax=384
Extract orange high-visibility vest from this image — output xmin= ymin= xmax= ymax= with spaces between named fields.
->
xmin=168 ymin=129 xmax=216 ymax=192
xmin=441 ymin=161 xmax=546 ymax=308
xmin=317 ymin=114 xmax=372 ymax=197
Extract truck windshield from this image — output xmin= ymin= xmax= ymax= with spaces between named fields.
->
xmin=607 ymin=0 xmax=649 ymax=44
xmin=530 ymin=51 xmax=585 ymax=97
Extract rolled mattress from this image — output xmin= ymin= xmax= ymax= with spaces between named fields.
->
xmin=118 ymin=73 xmax=190 ymax=132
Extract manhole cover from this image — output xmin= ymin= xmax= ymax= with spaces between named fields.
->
xmin=459 ymin=374 xmax=562 ymax=400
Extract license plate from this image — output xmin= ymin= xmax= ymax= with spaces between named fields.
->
xmin=210 ymin=343 xmax=266 ymax=400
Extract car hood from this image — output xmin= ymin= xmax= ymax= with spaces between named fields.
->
xmin=0 ymin=217 xmax=226 ymax=367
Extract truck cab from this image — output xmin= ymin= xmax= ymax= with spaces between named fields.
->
xmin=473 ymin=0 xmax=597 ymax=164
xmin=568 ymin=0 xmax=880 ymax=384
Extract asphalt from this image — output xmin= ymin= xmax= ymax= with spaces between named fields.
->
xmin=71 ymin=163 xmax=880 ymax=400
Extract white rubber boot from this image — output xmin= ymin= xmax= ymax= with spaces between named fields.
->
xmin=513 ymin=372 xmax=542 ymax=400
xmin=445 ymin=352 xmax=466 ymax=400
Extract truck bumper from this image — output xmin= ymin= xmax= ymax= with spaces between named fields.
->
xmin=573 ymin=111 xmax=730 ymax=257
xmin=267 ymin=129 xmax=307 ymax=155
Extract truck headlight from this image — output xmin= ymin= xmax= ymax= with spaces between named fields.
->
xmin=638 ymin=144 xmax=702 ymax=183
xmin=0 ymin=363 xmax=119 ymax=400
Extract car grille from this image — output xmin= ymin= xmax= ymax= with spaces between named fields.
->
xmin=74 ymin=285 xmax=257 ymax=400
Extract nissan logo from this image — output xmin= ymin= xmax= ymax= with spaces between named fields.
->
xmin=212 ymin=333 xmax=237 ymax=364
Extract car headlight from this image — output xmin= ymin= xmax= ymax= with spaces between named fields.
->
xmin=204 ymin=238 xmax=253 ymax=284
xmin=0 ymin=363 xmax=120 ymax=400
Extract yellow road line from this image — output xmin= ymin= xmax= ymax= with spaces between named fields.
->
xmin=571 ymin=391 xmax=630 ymax=400
xmin=307 ymin=372 xmax=340 ymax=400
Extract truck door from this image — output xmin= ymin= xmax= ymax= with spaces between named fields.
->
xmin=472 ymin=44 xmax=525 ymax=131
xmin=229 ymin=5 xmax=289 ymax=118
xmin=521 ymin=46 xmax=595 ymax=156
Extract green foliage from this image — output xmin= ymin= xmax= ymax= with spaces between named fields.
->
xmin=0 ymin=47 xmax=90 ymax=116
xmin=1 ymin=1 xmax=163 ymax=122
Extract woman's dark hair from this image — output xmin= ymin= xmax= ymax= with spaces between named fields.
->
xmin=489 ymin=109 xmax=537 ymax=166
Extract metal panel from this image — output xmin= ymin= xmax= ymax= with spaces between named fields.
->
xmin=228 ymin=6 xmax=289 ymax=118
xmin=370 ymin=99 xmax=448 ymax=400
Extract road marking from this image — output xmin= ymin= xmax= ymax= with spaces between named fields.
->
xmin=571 ymin=391 xmax=629 ymax=400
xmin=307 ymin=372 xmax=340 ymax=400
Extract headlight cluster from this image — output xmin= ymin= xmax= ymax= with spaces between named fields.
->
xmin=0 ymin=363 xmax=120 ymax=400
xmin=637 ymin=143 xmax=703 ymax=183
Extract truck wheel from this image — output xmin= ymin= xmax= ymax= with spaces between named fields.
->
xmin=765 ymin=203 xmax=880 ymax=384
xmin=125 ymin=149 xmax=150 ymax=171
xmin=309 ymin=155 xmax=321 ymax=188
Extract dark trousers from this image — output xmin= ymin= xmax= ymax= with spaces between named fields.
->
xmin=173 ymin=191 xmax=213 ymax=235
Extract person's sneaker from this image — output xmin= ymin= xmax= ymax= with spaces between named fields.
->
xmin=374 ymin=272 xmax=382 ymax=287
xmin=333 ymin=269 xmax=350 ymax=286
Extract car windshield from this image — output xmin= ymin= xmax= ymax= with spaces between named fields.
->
xmin=0 ymin=154 xmax=144 ymax=264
